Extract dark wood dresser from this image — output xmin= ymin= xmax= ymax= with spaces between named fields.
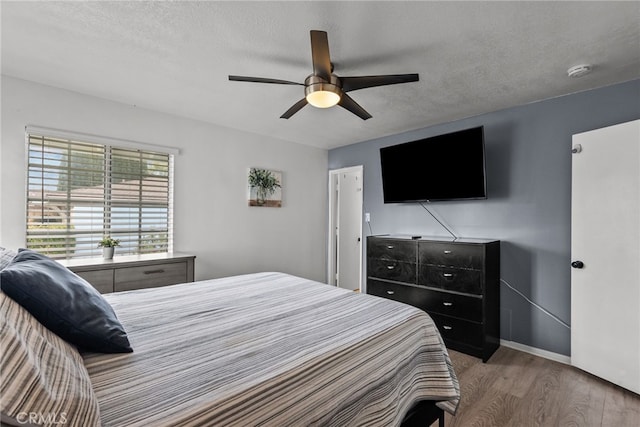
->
xmin=367 ymin=235 xmax=500 ymax=362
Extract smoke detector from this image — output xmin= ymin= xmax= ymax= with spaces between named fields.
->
xmin=567 ymin=64 xmax=592 ymax=78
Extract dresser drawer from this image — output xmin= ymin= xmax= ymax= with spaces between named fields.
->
xmin=368 ymin=258 xmax=416 ymax=283
xmin=367 ymin=279 xmax=418 ymax=306
xmin=367 ymin=238 xmax=416 ymax=263
xmin=420 ymin=288 xmax=482 ymax=321
xmin=429 ymin=313 xmax=483 ymax=348
xmin=74 ymin=269 xmax=114 ymax=294
xmin=115 ymin=261 xmax=188 ymax=292
xmin=419 ymin=265 xmax=483 ymax=295
xmin=419 ymin=242 xmax=483 ymax=269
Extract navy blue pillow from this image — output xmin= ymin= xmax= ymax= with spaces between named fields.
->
xmin=0 ymin=250 xmax=132 ymax=353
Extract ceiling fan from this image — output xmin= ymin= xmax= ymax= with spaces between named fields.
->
xmin=229 ymin=30 xmax=419 ymax=120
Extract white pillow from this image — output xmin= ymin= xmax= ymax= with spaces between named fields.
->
xmin=0 ymin=291 xmax=101 ymax=427
xmin=0 ymin=247 xmax=17 ymax=270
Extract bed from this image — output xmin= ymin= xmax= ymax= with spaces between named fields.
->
xmin=1 ymin=248 xmax=459 ymax=427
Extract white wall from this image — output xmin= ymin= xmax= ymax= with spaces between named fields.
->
xmin=1 ymin=76 xmax=328 ymax=282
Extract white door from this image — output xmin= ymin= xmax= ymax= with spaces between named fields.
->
xmin=571 ymin=119 xmax=640 ymax=394
xmin=328 ymin=166 xmax=363 ymax=291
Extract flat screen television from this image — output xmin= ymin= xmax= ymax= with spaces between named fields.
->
xmin=380 ymin=126 xmax=487 ymax=203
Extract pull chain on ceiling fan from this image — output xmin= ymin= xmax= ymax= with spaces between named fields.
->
xmin=229 ymin=30 xmax=419 ymax=120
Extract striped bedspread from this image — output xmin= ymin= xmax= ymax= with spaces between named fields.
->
xmin=83 ymin=272 xmax=459 ymax=426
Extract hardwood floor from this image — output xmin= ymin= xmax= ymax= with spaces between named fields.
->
xmin=432 ymin=346 xmax=640 ymax=427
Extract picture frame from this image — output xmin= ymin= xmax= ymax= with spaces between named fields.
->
xmin=248 ymin=168 xmax=282 ymax=207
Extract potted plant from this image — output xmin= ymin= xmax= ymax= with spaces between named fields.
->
xmin=248 ymin=168 xmax=281 ymax=206
xmin=98 ymin=236 xmax=120 ymax=260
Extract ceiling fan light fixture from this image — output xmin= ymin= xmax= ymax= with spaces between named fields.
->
xmin=306 ymin=90 xmax=341 ymax=108
xmin=229 ymin=31 xmax=418 ymax=119
xmin=305 ymin=75 xmax=342 ymax=108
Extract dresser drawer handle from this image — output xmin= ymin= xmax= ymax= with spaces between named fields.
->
xmin=144 ymin=269 xmax=165 ymax=275
xmin=386 ymin=290 xmax=395 ymax=295
xmin=443 ymin=273 xmax=454 ymax=278
xmin=386 ymin=265 xmax=395 ymax=270
xmin=443 ymin=325 xmax=453 ymax=330
xmin=443 ymin=250 xmax=452 ymax=254
xmin=442 ymin=302 xmax=453 ymax=306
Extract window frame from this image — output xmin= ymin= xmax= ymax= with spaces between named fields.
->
xmin=25 ymin=126 xmax=178 ymax=260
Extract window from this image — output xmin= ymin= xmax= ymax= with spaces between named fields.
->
xmin=26 ymin=131 xmax=174 ymax=259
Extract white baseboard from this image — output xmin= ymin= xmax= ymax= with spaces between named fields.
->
xmin=500 ymin=339 xmax=571 ymax=365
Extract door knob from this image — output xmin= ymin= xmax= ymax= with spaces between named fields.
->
xmin=571 ymin=261 xmax=584 ymax=269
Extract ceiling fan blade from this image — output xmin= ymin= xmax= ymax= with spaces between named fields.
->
xmin=341 ymin=74 xmax=419 ymax=92
xmin=338 ymin=93 xmax=372 ymax=120
xmin=310 ymin=30 xmax=332 ymax=82
xmin=229 ymin=75 xmax=303 ymax=85
xmin=280 ymin=98 xmax=308 ymax=119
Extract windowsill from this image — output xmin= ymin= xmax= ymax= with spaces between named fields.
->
xmin=57 ymin=252 xmax=196 ymax=269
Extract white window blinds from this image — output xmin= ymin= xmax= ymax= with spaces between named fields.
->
xmin=26 ymin=133 xmax=174 ymax=259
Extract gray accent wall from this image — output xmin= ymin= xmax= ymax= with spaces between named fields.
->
xmin=329 ymin=79 xmax=640 ymax=356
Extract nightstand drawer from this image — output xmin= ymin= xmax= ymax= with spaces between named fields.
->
xmin=419 ymin=242 xmax=483 ymax=269
xmin=60 ymin=253 xmax=195 ymax=294
xmin=429 ymin=313 xmax=483 ymax=348
xmin=74 ymin=269 xmax=114 ymax=294
xmin=421 ymin=289 xmax=482 ymax=321
xmin=115 ymin=261 xmax=188 ymax=292
xmin=367 ymin=239 xmax=416 ymax=263
xmin=419 ymin=265 xmax=483 ymax=295
xmin=368 ymin=258 xmax=416 ymax=283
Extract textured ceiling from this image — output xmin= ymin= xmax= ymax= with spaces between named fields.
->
xmin=2 ymin=1 xmax=639 ymax=150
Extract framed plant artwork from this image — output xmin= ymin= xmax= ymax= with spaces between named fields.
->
xmin=248 ymin=168 xmax=282 ymax=207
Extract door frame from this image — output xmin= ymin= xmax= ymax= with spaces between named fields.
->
xmin=327 ymin=165 xmax=363 ymax=289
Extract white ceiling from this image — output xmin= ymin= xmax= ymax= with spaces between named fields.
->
xmin=2 ymin=1 xmax=639 ymax=150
